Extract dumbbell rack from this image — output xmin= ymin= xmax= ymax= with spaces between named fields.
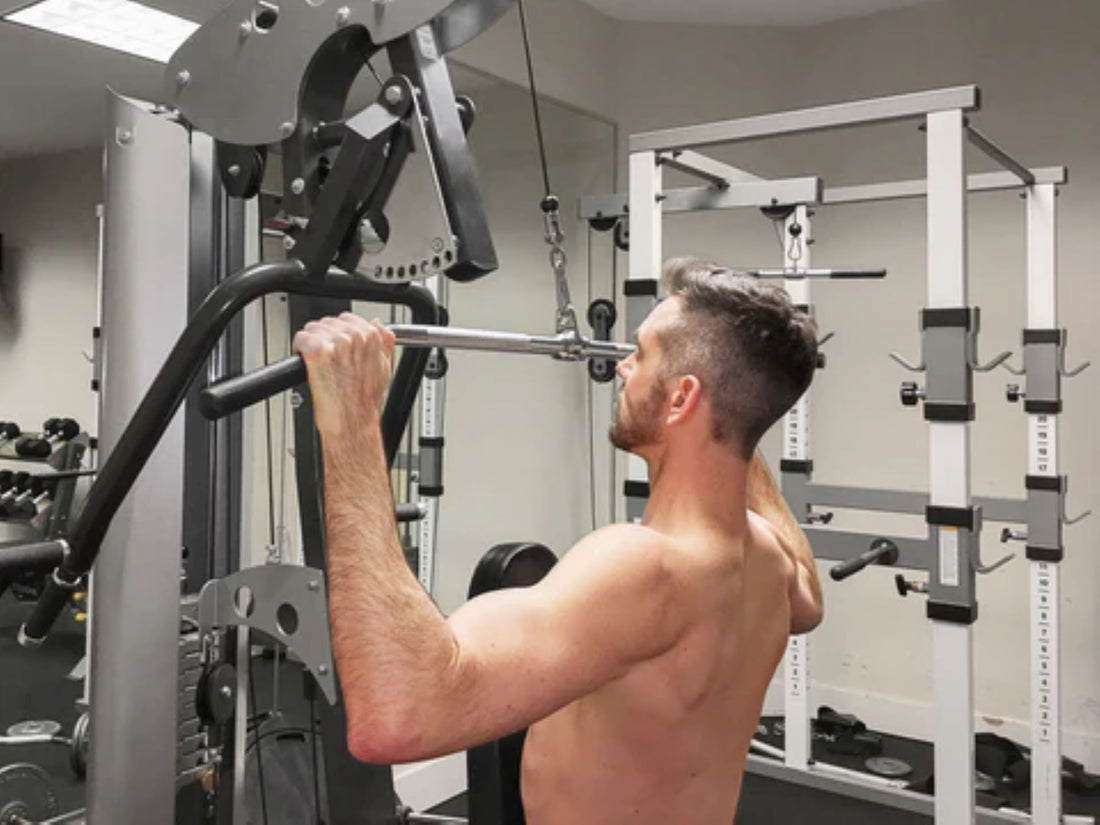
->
xmin=0 ymin=432 xmax=91 ymax=571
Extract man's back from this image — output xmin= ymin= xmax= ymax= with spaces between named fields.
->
xmin=520 ymin=525 xmax=792 ymax=825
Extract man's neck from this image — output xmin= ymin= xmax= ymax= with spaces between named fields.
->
xmin=640 ymin=442 xmax=749 ymax=536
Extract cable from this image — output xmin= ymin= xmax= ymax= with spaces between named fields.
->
xmin=585 ymin=224 xmax=597 ymax=531
xmin=310 ymin=695 xmax=323 ymax=825
xmin=364 ymin=56 xmax=383 ymax=87
xmin=248 ymin=650 xmax=270 ymax=825
xmin=261 ymin=297 xmax=277 ymax=550
xmin=515 ymin=0 xmax=552 ymax=199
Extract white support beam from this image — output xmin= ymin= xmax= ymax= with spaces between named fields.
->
xmin=782 ymin=205 xmax=813 ymax=771
xmin=631 ymin=85 xmax=979 ymax=153
xmin=926 ymin=108 xmax=975 ymax=825
xmin=624 ymin=152 xmax=663 ymax=521
xmin=657 ymin=149 xmax=762 ymax=187
xmin=1027 ymin=183 xmax=1062 ymax=825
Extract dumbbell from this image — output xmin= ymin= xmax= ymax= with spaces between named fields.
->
xmin=0 ymin=477 xmax=53 ymax=519
xmin=0 ymin=472 xmax=32 ymax=506
xmin=0 ymin=470 xmax=15 ymax=493
xmin=0 ymin=421 xmax=21 ymax=448
xmin=45 ymin=418 xmax=80 ymax=443
xmin=15 ymin=418 xmax=80 ymax=459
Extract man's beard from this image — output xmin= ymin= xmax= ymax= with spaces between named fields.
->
xmin=609 ymin=384 xmax=666 ymax=451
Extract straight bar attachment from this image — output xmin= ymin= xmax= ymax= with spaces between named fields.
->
xmin=630 ymin=85 xmax=979 ymax=153
xmin=200 ymin=325 xmax=636 ymax=420
xmin=966 ymin=126 xmax=1035 ymax=185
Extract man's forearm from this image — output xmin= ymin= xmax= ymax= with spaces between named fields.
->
xmin=746 ymin=453 xmax=816 ymax=575
xmin=321 ymin=421 xmax=457 ymax=744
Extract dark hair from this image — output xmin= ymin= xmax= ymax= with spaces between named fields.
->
xmin=658 ymin=257 xmax=818 ymax=459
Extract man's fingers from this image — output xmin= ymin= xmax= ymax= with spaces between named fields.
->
xmin=296 ymin=313 xmax=396 ymax=363
xmin=370 ymin=318 xmax=397 ymax=358
xmin=293 ymin=329 xmax=330 ymax=356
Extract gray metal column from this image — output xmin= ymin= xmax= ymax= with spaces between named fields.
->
xmin=88 ymin=91 xmax=192 ymax=825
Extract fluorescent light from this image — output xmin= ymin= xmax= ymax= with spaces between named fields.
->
xmin=4 ymin=0 xmax=199 ymax=63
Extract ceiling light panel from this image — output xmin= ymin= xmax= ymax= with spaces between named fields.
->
xmin=4 ymin=0 xmax=199 ymax=63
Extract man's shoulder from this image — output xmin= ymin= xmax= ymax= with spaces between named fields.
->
xmin=561 ymin=523 xmax=678 ymax=584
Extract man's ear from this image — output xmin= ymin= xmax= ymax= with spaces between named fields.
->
xmin=666 ymin=374 xmax=703 ymax=427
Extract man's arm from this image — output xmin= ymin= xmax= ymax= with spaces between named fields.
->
xmin=746 ymin=452 xmax=823 ymax=634
xmin=297 ymin=313 xmax=687 ymax=765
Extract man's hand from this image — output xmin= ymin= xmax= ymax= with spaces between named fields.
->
xmin=292 ymin=312 xmax=396 ymax=439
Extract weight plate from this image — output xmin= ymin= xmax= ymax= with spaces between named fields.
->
xmin=70 ymin=713 xmax=90 ymax=779
xmin=975 ymin=770 xmax=997 ymax=793
xmin=6 ymin=720 xmax=62 ymax=738
xmin=0 ymin=763 xmax=60 ymax=824
xmin=865 ymin=756 xmax=913 ymax=778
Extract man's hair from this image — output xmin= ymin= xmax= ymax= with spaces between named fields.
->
xmin=658 ymin=257 xmax=818 ymax=459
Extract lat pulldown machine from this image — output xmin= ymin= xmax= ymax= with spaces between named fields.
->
xmin=0 ymin=1 xmax=630 ymax=823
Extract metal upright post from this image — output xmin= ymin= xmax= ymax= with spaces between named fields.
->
xmin=417 ymin=273 xmax=447 ymax=592
xmin=781 ymin=205 xmax=813 ymax=771
xmin=624 ymin=152 xmax=662 ymax=521
xmin=1025 ymin=183 xmax=1061 ymax=825
xmin=87 ymin=91 xmax=192 ymax=825
xmin=926 ymin=108 xmax=975 ymax=825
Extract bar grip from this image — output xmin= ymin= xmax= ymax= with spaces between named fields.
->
xmin=200 ymin=356 xmax=305 ymax=420
xmin=827 ymin=268 xmax=887 ymax=279
xmin=0 ymin=539 xmax=66 ymax=574
xmin=20 ymin=571 xmax=75 ymax=646
xmin=829 ymin=538 xmax=900 ymax=581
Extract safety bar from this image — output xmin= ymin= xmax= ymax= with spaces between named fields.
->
xmin=21 ymin=260 xmax=440 ymax=645
xmin=749 ymin=268 xmax=887 ymax=280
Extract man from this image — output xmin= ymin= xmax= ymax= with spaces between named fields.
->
xmin=294 ymin=257 xmax=823 ymax=824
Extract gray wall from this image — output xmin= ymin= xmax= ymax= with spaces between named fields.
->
xmin=0 ymin=149 xmax=100 ymax=433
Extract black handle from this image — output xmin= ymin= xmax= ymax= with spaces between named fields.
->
xmin=23 ymin=261 xmax=439 ymax=645
xmin=0 ymin=539 xmax=66 ymax=575
xmin=830 ymin=538 xmax=900 ymax=581
xmin=395 ymin=503 xmax=424 ymax=523
xmin=200 ymin=356 xmax=306 ymax=420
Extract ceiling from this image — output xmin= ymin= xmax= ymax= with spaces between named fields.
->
xmin=577 ymin=0 xmax=942 ymax=26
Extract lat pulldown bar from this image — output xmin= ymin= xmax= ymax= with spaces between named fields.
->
xmin=199 ymin=326 xmax=636 ymax=420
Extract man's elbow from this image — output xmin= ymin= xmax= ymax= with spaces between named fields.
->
xmin=789 ymin=598 xmax=824 ymax=635
xmin=346 ymin=706 xmax=428 ymax=765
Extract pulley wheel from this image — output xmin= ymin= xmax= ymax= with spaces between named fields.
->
xmin=6 ymin=720 xmax=61 ymax=738
xmin=865 ymin=756 xmax=912 ymax=778
xmin=0 ymin=763 xmax=60 ymax=824
xmin=70 ymin=712 xmax=90 ymax=779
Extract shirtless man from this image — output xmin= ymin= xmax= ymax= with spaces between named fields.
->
xmin=294 ymin=257 xmax=823 ymax=824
